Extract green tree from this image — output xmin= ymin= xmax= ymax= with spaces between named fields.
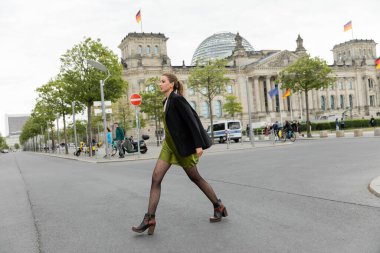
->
xmin=277 ymin=55 xmax=336 ymax=137
xmin=14 ymin=143 xmax=20 ymax=150
xmin=33 ymin=100 xmax=56 ymax=148
xmin=19 ymin=115 xmax=43 ymax=151
xmin=0 ymin=132 xmax=6 ymax=149
xmin=139 ymin=77 xmax=165 ymax=146
xmin=112 ymin=96 xmax=134 ymax=133
xmin=188 ymin=59 xmax=230 ymax=142
xmin=223 ymin=95 xmax=243 ymax=119
xmin=36 ymin=78 xmax=74 ymax=154
xmin=60 ymin=37 xmax=127 ymax=156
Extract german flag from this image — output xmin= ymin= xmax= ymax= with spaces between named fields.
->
xmin=344 ymin=21 xmax=352 ymax=32
xmin=282 ymin=88 xmax=291 ymax=99
xmin=376 ymin=57 xmax=380 ymax=70
xmin=136 ymin=10 xmax=141 ymax=23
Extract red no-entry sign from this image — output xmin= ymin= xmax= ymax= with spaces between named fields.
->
xmin=130 ymin=93 xmax=142 ymax=106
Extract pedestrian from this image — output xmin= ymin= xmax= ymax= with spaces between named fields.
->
xmin=105 ymin=127 xmax=112 ymax=158
xmin=369 ymin=116 xmax=376 ymax=127
xmin=114 ymin=122 xmax=125 ymax=158
xmin=132 ymin=73 xmax=227 ymax=235
xmin=340 ymin=118 xmax=345 ymax=130
xmin=335 ymin=118 xmax=339 ymax=131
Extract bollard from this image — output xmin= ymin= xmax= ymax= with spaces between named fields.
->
xmin=320 ymin=131 xmax=328 ymax=138
xmin=353 ymin=129 xmax=363 ymax=137
xmin=374 ymin=128 xmax=380 ymax=136
xmin=336 ymin=130 xmax=345 ymax=137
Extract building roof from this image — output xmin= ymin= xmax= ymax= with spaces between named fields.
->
xmin=191 ymin=32 xmax=254 ymax=65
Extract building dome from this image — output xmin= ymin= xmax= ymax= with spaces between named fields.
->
xmin=191 ymin=32 xmax=254 ymax=65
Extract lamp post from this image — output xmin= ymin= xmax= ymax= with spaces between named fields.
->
xmin=87 ymin=59 xmax=111 ymax=159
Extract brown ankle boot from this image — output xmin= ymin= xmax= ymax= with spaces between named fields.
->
xmin=132 ymin=213 xmax=156 ymax=235
xmin=210 ymin=199 xmax=228 ymax=223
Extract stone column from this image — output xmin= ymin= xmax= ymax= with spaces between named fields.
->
xmin=266 ymin=77 xmax=273 ymax=112
xmin=253 ymin=77 xmax=261 ymax=113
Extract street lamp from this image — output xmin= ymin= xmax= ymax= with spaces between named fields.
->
xmin=87 ymin=59 xmax=111 ymax=159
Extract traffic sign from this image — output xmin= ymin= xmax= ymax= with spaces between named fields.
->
xmin=94 ymin=101 xmax=111 ymax=107
xmin=130 ymin=93 xmax=142 ymax=106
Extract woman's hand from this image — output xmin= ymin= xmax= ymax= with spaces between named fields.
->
xmin=195 ymin=147 xmax=203 ymax=157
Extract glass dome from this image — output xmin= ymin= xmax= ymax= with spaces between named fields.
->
xmin=191 ymin=32 xmax=254 ymax=65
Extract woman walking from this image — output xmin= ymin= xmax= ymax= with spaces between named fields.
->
xmin=132 ymin=73 xmax=228 ymax=235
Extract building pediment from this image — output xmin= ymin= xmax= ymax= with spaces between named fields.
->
xmin=253 ymin=50 xmax=300 ymax=68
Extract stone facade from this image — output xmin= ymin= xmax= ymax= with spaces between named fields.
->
xmin=118 ymin=32 xmax=380 ymax=130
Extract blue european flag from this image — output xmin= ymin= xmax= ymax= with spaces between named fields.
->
xmin=268 ymin=88 xmax=278 ymax=97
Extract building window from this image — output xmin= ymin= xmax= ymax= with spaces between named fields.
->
xmin=215 ymin=100 xmax=222 ymax=117
xmin=368 ymin=78 xmax=374 ymax=89
xmin=137 ymin=45 xmax=142 ymax=54
xmin=154 ymin=45 xmax=159 ymax=54
xmin=286 ymin=97 xmax=291 ymax=112
xmin=263 ymin=81 xmax=269 ymax=113
xmin=275 ymin=84 xmax=279 ymax=112
xmin=349 ymin=95 xmax=353 ymax=108
xmin=370 ymin=95 xmax=375 ymax=107
xmin=146 ymin=45 xmax=150 ymax=54
xmin=330 ymin=95 xmax=335 ymax=109
xmin=188 ymin=87 xmax=195 ymax=96
xmin=340 ymin=95 xmax=344 ymax=109
xmin=321 ymin=96 xmax=326 ymax=111
xmin=190 ymin=101 xmax=196 ymax=111
xmin=349 ymin=80 xmax=353 ymax=90
xmin=201 ymin=87 xmax=208 ymax=95
xmin=339 ymin=82 xmax=344 ymax=90
xmin=201 ymin=101 xmax=209 ymax=118
xmin=227 ymin=85 xmax=233 ymax=94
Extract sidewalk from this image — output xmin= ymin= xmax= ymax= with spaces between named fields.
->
xmin=36 ymin=140 xmax=290 ymax=164
xmin=369 ymin=177 xmax=380 ymax=198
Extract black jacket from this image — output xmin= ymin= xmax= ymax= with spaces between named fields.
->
xmin=164 ymin=91 xmax=212 ymax=157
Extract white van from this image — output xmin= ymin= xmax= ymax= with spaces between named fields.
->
xmin=207 ymin=120 xmax=242 ymax=143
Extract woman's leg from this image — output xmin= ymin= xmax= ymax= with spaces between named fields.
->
xmin=147 ymin=159 xmax=171 ymax=214
xmin=183 ymin=165 xmax=218 ymax=205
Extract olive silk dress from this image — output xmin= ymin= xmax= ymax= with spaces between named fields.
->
xmin=158 ymin=113 xmax=199 ymax=169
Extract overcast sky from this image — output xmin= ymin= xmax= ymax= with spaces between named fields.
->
xmin=0 ymin=0 xmax=379 ymax=136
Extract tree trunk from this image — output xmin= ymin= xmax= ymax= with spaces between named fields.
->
xmin=50 ymin=123 xmax=55 ymax=151
xmin=63 ymin=112 xmax=69 ymax=154
xmin=87 ymin=104 xmax=93 ymax=157
xmin=305 ymin=89 xmax=312 ymax=138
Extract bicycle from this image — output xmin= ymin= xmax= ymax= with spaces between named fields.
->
xmin=110 ymin=141 xmax=118 ymax=157
xmin=281 ymin=129 xmax=296 ymax=142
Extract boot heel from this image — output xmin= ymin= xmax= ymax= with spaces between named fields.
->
xmin=222 ymin=208 xmax=228 ymax=217
xmin=148 ymin=225 xmax=155 ymax=235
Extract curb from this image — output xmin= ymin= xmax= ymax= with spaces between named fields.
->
xmin=33 ymin=142 xmax=291 ymax=164
xmin=368 ymin=176 xmax=380 ymax=198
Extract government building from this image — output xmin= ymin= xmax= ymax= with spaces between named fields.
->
xmin=118 ymin=32 xmax=379 ymax=130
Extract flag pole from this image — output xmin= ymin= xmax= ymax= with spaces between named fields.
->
xmin=351 ymin=24 xmax=354 ymax=39
xmin=140 ymin=11 xmax=143 ymax=33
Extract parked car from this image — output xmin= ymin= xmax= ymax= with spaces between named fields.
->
xmin=1 ymin=149 xmax=9 ymax=153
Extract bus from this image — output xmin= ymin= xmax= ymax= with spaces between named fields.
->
xmin=207 ymin=120 xmax=242 ymax=143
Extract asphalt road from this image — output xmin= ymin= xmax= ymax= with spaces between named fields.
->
xmin=1 ymin=137 xmax=380 ymax=253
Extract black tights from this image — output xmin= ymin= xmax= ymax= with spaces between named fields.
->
xmin=147 ymin=159 xmax=219 ymax=215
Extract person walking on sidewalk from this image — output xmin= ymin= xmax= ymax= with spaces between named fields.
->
xmin=104 ymin=127 xmax=112 ymax=158
xmin=132 ymin=73 xmax=228 ymax=235
xmin=114 ymin=122 xmax=125 ymax=158
xmin=369 ymin=116 xmax=376 ymax=127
